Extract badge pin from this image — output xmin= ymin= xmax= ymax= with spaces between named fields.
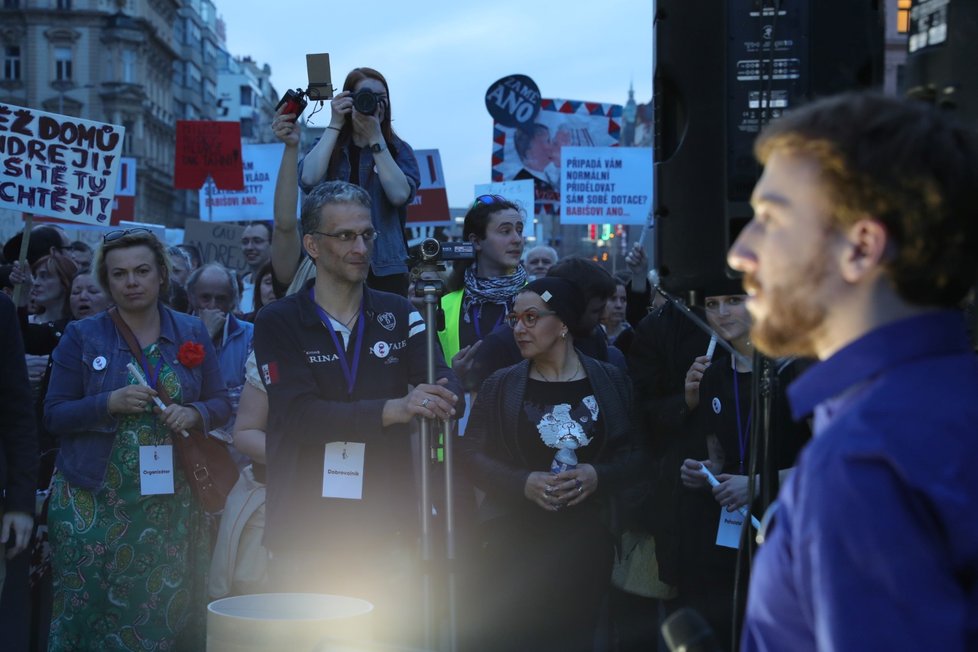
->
xmin=712 ymin=397 xmax=722 ymax=414
xmin=371 ymin=341 xmax=391 ymax=358
xmin=92 ymin=355 xmax=107 ymax=371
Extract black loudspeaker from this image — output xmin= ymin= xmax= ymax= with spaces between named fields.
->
xmin=903 ymin=0 xmax=978 ymax=123
xmin=654 ymin=0 xmax=884 ymax=295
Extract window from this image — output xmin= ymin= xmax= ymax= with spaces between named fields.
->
xmin=55 ymin=47 xmax=72 ymax=81
xmin=2 ymin=0 xmax=20 ymax=8
xmin=239 ymin=85 xmax=252 ymax=106
xmin=3 ymin=46 xmax=20 ymax=81
xmin=57 ymin=0 xmax=72 ymax=9
xmin=122 ymin=49 xmax=135 ymax=83
xmin=897 ymin=0 xmax=911 ymax=34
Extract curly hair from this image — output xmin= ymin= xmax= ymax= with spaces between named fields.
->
xmin=755 ymin=92 xmax=978 ymax=308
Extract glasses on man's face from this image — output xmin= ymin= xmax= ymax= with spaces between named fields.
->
xmin=103 ymin=227 xmax=153 ymax=243
xmin=505 ymin=309 xmax=557 ymax=329
xmin=311 ymin=229 xmax=378 ymax=244
xmin=471 ymin=194 xmax=508 ymax=209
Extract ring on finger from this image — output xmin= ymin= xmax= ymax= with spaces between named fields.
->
xmin=421 ymin=398 xmax=431 ymax=408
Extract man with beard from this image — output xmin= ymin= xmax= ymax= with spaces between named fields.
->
xmin=727 ymin=92 xmax=978 ymax=650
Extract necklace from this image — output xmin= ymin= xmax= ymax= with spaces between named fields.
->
xmin=535 ymin=356 xmax=583 ymax=382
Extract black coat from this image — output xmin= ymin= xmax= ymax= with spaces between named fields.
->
xmin=459 ymin=353 xmax=640 ymax=533
xmin=0 ymin=294 xmax=38 ymax=514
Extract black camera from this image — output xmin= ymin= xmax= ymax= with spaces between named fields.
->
xmin=420 ymin=238 xmax=476 ymax=263
xmin=275 ymin=88 xmax=308 ymax=118
xmin=352 ymin=89 xmax=384 ymax=115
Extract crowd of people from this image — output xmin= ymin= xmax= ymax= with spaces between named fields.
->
xmin=1 ymin=83 xmax=977 ymax=652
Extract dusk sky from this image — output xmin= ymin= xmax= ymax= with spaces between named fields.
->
xmin=223 ymin=0 xmax=653 ymax=207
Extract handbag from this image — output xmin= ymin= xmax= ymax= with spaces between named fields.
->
xmin=109 ymin=307 xmax=238 ymax=513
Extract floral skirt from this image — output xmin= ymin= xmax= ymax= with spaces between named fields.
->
xmin=48 ymin=414 xmax=209 ymax=651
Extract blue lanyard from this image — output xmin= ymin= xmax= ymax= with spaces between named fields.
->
xmin=309 ymin=288 xmax=365 ymax=397
xmin=732 ymin=365 xmax=753 ymax=474
xmin=140 ymin=353 xmax=162 ymax=390
xmin=470 ymin=303 xmax=505 ymax=341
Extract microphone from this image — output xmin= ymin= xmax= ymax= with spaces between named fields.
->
xmin=661 ymin=608 xmax=724 ymax=652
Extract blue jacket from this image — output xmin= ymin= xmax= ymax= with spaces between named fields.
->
xmin=44 ymin=304 xmax=231 ymax=490
xmin=298 ymin=136 xmax=420 ymax=278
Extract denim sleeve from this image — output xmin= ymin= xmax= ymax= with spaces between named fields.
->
xmin=186 ymin=320 xmax=231 ymax=433
xmin=44 ymin=321 xmax=119 ymax=435
xmin=394 ymin=140 xmax=421 ymax=206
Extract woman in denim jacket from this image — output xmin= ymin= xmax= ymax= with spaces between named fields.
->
xmin=297 ymin=67 xmax=420 ymax=296
xmin=43 ymin=228 xmax=229 ymax=651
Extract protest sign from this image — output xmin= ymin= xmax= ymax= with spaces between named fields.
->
xmin=111 ymin=156 xmax=136 ymax=223
xmin=183 ymin=219 xmax=248 ymax=274
xmin=406 ymin=149 xmax=451 ymax=226
xmin=174 ymin=121 xmax=244 ymax=190
xmin=559 ymin=147 xmax=653 ymax=226
xmin=198 ymin=143 xmax=283 ymax=221
xmin=491 ymin=98 xmax=622 ymax=218
xmin=0 ymin=102 xmax=125 ymax=226
xmin=485 ymin=75 xmax=541 ymax=128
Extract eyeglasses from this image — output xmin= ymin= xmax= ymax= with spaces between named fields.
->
xmin=311 ymin=229 xmax=378 ymax=244
xmin=471 ymin=194 xmax=508 ymax=209
xmin=103 ymin=227 xmax=153 ymax=243
xmin=505 ymin=309 xmax=557 ymax=329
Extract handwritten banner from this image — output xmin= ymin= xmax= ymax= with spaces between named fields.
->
xmin=198 ymin=143 xmax=283 ymax=221
xmin=174 ymin=120 xmax=244 ymax=191
xmin=559 ymin=146 xmax=652 ymax=226
xmin=0 ymin=102 xmax=125 ymax=226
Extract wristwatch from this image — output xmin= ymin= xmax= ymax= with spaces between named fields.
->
xmin=369 ymin=142 xmax=386 ymax=154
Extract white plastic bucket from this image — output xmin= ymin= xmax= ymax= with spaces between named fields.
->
xmin=207 ymin=592 xmax=374 ymax=652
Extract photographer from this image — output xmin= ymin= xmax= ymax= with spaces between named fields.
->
xmin=298 ymin=67 xmax=419 ymax=296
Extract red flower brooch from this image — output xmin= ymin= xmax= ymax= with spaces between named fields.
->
xmin=177 ymin=341 xmax=206 ymax=368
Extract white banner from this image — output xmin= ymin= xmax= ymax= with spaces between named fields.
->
xmin=559 ymin=146 xmax=653 ymax=226
xmin=0 ymin=102 xmax=125 ymax=226
xmin=198 ymin=143 xmax=283 ymax=221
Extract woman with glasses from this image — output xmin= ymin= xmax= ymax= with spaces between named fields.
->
xmin=296 ymin=67 xmax=419 ymax=296
xmin=44 ymin=228 xmax=230 ymax=650
xmin=459 ymin=277 xmax=638 ymax=652
xmin=438 ymin=194 xmax=527 ymax=388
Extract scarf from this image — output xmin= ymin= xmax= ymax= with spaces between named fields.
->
xmin=460 ymin=263 xmax=528 ymax=323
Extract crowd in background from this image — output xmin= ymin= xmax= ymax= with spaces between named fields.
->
xmin=3 ymin=79 xmax=975 ymax=652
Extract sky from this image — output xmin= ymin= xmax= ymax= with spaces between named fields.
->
xmin=222 ymin=0 xmax=653 ymax=208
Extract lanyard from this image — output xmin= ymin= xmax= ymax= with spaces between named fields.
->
xmin=140 ymin=353 xmax=162 ymax=390
xmin=310 ymin=288 xmax=365 ymax=397
xmin=732 ymin=365 xmax=753 ymax=474
xmin=470 ymin=303 xmax=505 ymax=341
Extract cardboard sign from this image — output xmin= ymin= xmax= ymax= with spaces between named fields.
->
xmin=174 ymin=121 xmax=244 ymax=191
xmin=110 ymin=156 xmax=137 ymax=223
xmin=559 ymin=146 xmax=652 ymax=225
xmin=0 ymin=102 xmax=125 ymax=226
xmin=182 ymin=218 xmax=248 ymax=274
xmin=406 ymin=149 xmax=451 ymax=226
xmin=198 ymin=143 xmax=283 ymax=221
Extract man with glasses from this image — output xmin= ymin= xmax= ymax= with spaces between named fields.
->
xmin=238 ymin=221 xmax=272 ymax=314
xmin=252 ymin=180 xmax=463 ymax=645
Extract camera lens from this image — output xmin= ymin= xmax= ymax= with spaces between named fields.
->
xmin=353 ymin=89 xmax=378 ymax=115
xmin=420 ymin=238 xmax=441 ymax=261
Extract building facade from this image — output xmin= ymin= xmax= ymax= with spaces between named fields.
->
xmin=0 ymin=0 xmax=278 ymax=227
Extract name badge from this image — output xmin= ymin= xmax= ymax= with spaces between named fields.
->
xmin=139 ymin=445 xmax=175 ymax=495
xmin=716 ymin=507 xmax=746 ymax=549
xmin=323 ymin=442 xmax=365 ymax=500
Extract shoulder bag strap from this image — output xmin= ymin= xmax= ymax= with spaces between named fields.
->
xmin=108 ymin=306 xmax=176 ymax=407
